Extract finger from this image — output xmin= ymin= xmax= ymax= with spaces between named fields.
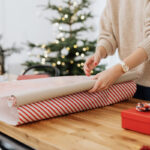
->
xmin=84 ymin=67 xmax=91 ymax=76
xmin=88 ymin=63 xmax=95 ymax=72
xmin=88 ymin=81 xmax=102 ymax=93
xmin=84 ymin=65 xmax=90 ymax=74
xmin=97 ymin=84 xmax=108 ymax=92
xmin=86 ymin=56 xmax=94 ymax=66
xmin=84 ymin=63 xmax=90 ymax=72
xmin=91 ymin=74 xmax=99 ymax=80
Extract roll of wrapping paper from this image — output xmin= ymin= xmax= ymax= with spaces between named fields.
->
xmin=0 ymin=81 xmax=136 ymax=125
xmin=0 ymin=71 xmax=139 ymax=107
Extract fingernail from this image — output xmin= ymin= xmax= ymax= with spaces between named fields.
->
xmin=95 ymin=62 xmax=98 ymax=66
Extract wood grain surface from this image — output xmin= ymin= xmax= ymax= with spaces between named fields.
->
xmin=0 ymin=98 xmax=149 ymax=150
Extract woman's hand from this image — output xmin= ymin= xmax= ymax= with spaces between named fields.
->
xmin=84 ymin=53 xmax=101 ymax=76
xmin=88 ymin=64 xmax=124 ymax=93
xmin=84 ymin=46 xmax=107 ymax=76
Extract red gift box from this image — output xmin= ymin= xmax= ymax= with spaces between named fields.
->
xmin=121 ymin=108 xmax=150 ymax=134
xmin=17 ymin=74 xmax=49 ymax=80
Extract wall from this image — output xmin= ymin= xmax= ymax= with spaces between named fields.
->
xmin=0 ymin=0 xmax=120 ymax=75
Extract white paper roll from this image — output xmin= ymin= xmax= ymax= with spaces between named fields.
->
xmin=6 ymin=71 xmax=139 ymax=107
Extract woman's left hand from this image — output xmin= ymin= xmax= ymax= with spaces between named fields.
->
xmin=88 ymin=64 xmax=124 ymax=93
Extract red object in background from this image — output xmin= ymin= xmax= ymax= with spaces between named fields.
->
xmin=121 ymin=108 xmax=150 ymax=135
xmin=140 ymin=146 xmax=150 ymax=150
xmin=17 ymin=74 xmax=50 ymax=80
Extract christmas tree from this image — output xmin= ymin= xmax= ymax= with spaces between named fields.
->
xmin=24 ymin=0 xmax=106 ymax=76
xmin=0 ymin=35 xmax=20 ymax=75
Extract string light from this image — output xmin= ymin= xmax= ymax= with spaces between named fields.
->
xmin=62 ymin=62 xmax=65 ymax=66
xmin=61 ymin=37 xmax=65 ymax=41
xmin=62 ymin=17 xmax=65 ymax=21
xmin=41 ymin=58 xmax=46 ymax=64
xmin=66 ymin=47 xmax=70 ymax=51
xmin=70 ymin=60 xmax=74 ymax=64
xmin=81 ymin=63 xmax=84 ymax=66
xmin=75 ymin=52 xmax=79 ymax=56
xmin=44 ymin=51 xmax=48 ymax=58
xmin=82 ymin=47 xmax=86 ymax=51
xmin=81 ymin=15 xmax=85 ymax=20
xmin=81 ymin=53 xmax=85 ymax=57
xmin=58 ymin=7 xmax=62 ymax=11
xmin=47 ymin=48 xmax=51 ymax=53
xmin=57 ymin=61 xmax=61 ymax=65
xmin=55 ymin=40 xmax=59 ymax=44
xmin=54 ymin=23 xmax=59 ymax=26
xmin=77 ymin=64 xmax=81 ymax=67
xmin=71 ymin=15 xmax=77 ymax=22
xmin=61 ymin=55 xmax=65 ymax=59
xmin=52 ymin=63 xmax=56 ymax=67
xmin=86 ymin=47 xmax=89 ymax=50
xmin=41 ymin=44 xmax=46 ymax=49
xmin=91 ymin=70 xmax=94 ymax=74
xmin=64 ymin=14 xmax=68 ymax=19
xmin=73 ymin=1 xmax=78 ymax=7
xmin=74 ymin=44 xmax=78 ymax=48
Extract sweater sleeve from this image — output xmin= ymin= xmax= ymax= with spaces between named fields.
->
xmin=96 ymin=0 xmax=117 ymax=57
xmin=138 ymin=0 xmax=150 ymax=60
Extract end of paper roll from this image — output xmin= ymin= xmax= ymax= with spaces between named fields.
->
xmin=7 ymin=95 xmax=17 ymax=108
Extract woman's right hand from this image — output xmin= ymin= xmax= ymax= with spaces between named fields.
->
xmin=84 ymin=52 xmax=101 ymax=76
xmin=84 ymin=46 xmax=107 ymax=76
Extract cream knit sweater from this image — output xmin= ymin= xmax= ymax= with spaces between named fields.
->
xmin=97 ymin=0 xmax=150 ymax=87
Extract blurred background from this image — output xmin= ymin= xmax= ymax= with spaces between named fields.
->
xmin=0 ymin=0 xmax=120 ymax=81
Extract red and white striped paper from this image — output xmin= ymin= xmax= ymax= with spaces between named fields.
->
xmin=17 ymin=81 xmax=136 ymax=125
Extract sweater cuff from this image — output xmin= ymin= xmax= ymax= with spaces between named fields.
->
xmin=138 ymin=37 xmax=150 ymax=60
xmin=97 ymin=39 xmax=113 ymax=57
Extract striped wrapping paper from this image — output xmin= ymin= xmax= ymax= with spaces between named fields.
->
xmin=16 ymin=81 xmax=136 ymax=125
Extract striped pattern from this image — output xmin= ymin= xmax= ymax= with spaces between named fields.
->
xmin=17 ymin=81 xmax=136 ymax=125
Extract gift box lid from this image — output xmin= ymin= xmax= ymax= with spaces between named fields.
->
xmin=121 ymin=108 xmax=150 ymax=124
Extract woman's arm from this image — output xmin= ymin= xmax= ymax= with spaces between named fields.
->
xmin=89 ymin=48 xmax=148 ymax=93
xmin=84 ymin=0 xmax=117 ymax=76
xmin=97 ymin=0 xmax=118 ymax=57
xmin=89 ymin=0 xmax=150 ymax=93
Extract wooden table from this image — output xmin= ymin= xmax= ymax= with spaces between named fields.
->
xmin=0 ymin=98 xmax=149 ymax=150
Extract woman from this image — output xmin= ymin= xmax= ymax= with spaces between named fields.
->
xmin=84 ymin=0 xmax=150 ymax=100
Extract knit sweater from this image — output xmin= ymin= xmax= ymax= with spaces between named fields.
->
xmin=97 ymin=0 xmax=150 ymax=87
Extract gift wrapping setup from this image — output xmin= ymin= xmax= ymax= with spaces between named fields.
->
xmin=0 ymin=72 xmax=137 ymax=126
xmin=122 ymin=103 xmax=150 ymax=135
